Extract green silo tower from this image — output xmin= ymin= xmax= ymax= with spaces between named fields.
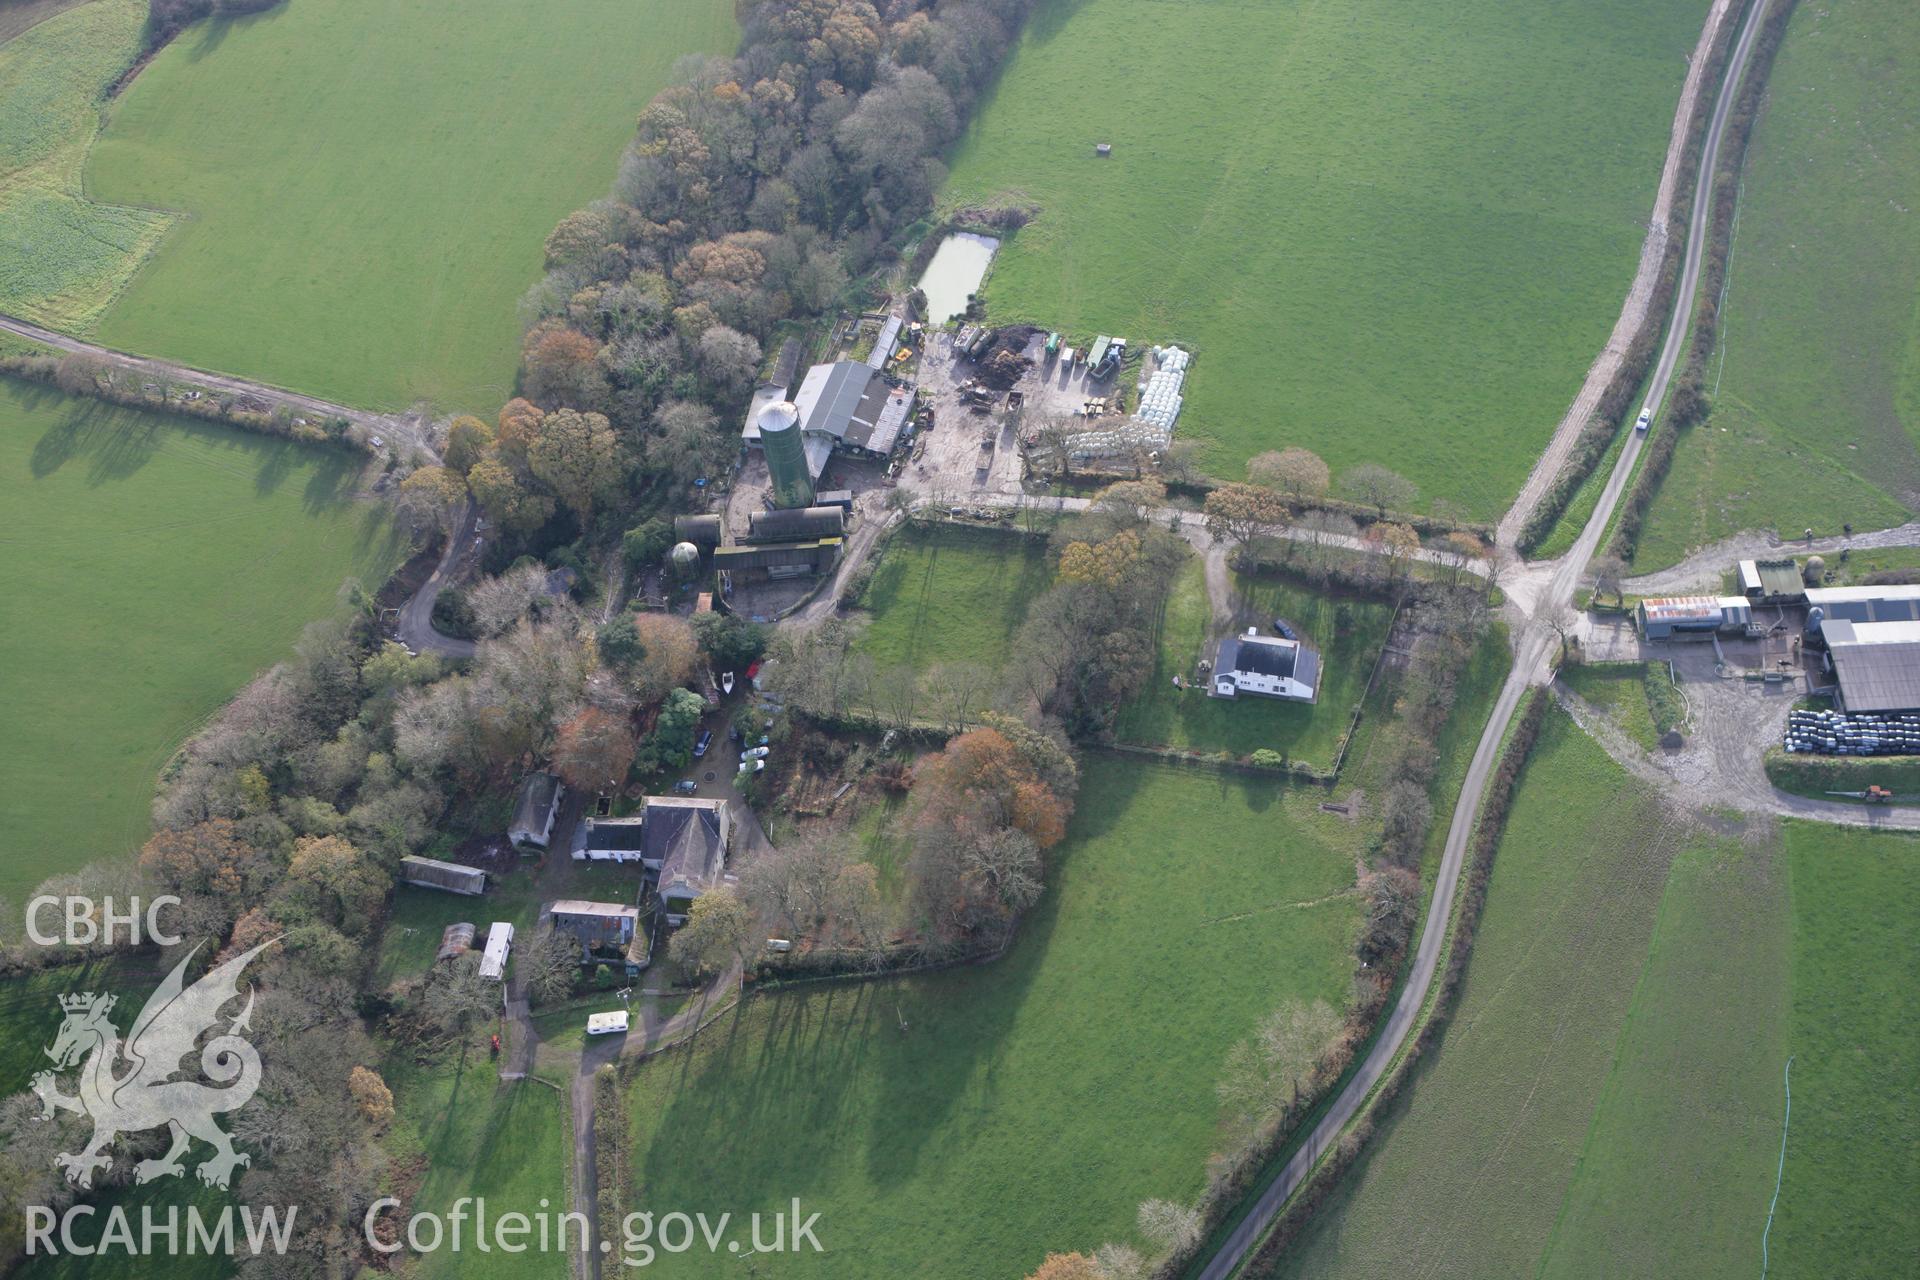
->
xmin=757 ymin=400 xmax=815 ymax=510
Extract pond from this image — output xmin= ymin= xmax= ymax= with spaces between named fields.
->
xmin=915 ymin=231 xmax=999 ymax=326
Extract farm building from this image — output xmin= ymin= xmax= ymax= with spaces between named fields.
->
xmin=1805 ymin=583 xmax=1920 ymax=627
xmin=549 ymin=900 xmax=642 ymax=960
xmin=746 ymin=505 xmax=846 ymax=543
xmin=399 ymin=855 xmax=487 ymax=896
xmin=1819 ymin=619 xmax=1920 ymax=713
xmin=815 ymin=489 xmax=855 ymax=514
xmin=436 ymin=922 xmax=477 ymax=963
xmin=674 ymin=514 xmax=722 ymax=548
xmin=642 ymin=796 xmax=732 ymax=926
xmin=1211 ymin=629 xmax=1319 ymax=702
xmin=739 ymin=359 xmax=913 ymax=483
xmin=576 ymin=816 xmax=648 ymax=864
xmin=713 ymin=538 xmax=842 ymax=582
xmin=477 ymin=922 xmax=513 ymax=981
xmin=1738 ymin=558 xmax=1805 ymax=602
xmin=508 ymin=772 xmax=564 ymax=852
xmin=1636 ymin=596 xmax=1753 ymax=640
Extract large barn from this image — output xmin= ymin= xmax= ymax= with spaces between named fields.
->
xmin=1808 ymin=584 xmax=1920 ymax=712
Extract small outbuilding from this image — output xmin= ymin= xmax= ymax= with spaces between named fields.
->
xmin=576 ymin=816 xmax=648 ymax=863
xmin=550 ymin=900 xmax=642 ymax=958
xmin=436 ymin=922 xmax=477 ymax=963
xmin=508 ymin=772 xmax=564 ymax=853
xmin=399 ymin=855 xmax=487 ymax=896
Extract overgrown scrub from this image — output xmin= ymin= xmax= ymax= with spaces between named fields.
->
xmin=1609 ymin=0 xmax=1799 ymax=561
xmin=1517 ymin=0 xmax=1754 ymax=553
xmin=594 ymin=1065 xmax=630 ymax=1244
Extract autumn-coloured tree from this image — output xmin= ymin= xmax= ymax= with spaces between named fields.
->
xmin=1204 ymin=483 xmax=1288 ymax=564
xmin=1373 ymin=521 xmax=1421 ymax=584
xmin=1025 ymin=1253 xmax=1103 ymax=1280
xmin=286 ymin=835 xmax=387 ymax=937
xmin=467 ymin=451 xmax=556 ymax=537
xmin=348 ymin=1067 xmax=395 ymax=1128
xmin=1247 ymin=447 xmax=1331 ymax=504
xmin=495 ymin=397 xmax=544 ymax=462
xmin=1057 ymin=529 xmax=1141 ymax=592
xmin=1089 ymin=479 xmax=1165 ymax=534
xmin=527 ymin=408 xmax=622 ymax=519
xmin=140 ymin=818 xmax=263 ymax=907
xmin=397 ymin=465 xmax=467 ymax=539
xmin=521 ymin=322 xmax=608 ymax=409
xmin=627 ymin=612 xmax=700 ymax=705
xmin=552 ymin=706 xmax=638 ymax=791
xmin=667 ymin=888 xmax=754 ymax=978
xmin=443 ymin=415 xmax=494 ymax=475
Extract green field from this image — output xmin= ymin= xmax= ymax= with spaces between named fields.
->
xmin=1767 ymin=822 xmax=1920 ymax=1276
xmin=853 ymin=524 xmax=1051 ymax=673
xmin=1637 ymin=0 xmax=1920 ymax=568
xmin=623 ymin=758 xmax=1364 ymax=1277
xmin=0 ymin=0 xmax=177 ymax=329
xmin=942 ymin=0 xmax=1709 ymax=518
xmin=1272 ymin=709 xmax=1790 ymax=1280
xmin=1113 ymin=557 xmax=1394 ymax=767
xmin=1556 ymin=660 xmax=1683 ymax=751
xmin=0 ymin=381 xmax=404 ymax=899
xmin=382 ymin=1047 xmax=573 ymax=1280
xmin=77 ymin=0 xmax=736 ymax=411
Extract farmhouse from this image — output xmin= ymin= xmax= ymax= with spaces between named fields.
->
xmin=399 ymin=855 xmax=486 ymax=896
xmin=577 ymin=816 xmax=648 ymax=864
xmin=740 ymin=359 xmax=913 ymax=483
xmin=508 ymin=772 xmax=564 ymax=852
xmin=1211 ymin=628 xmax=1319 ymax=702
xmin=643 ymin=795 xmax=732 ymax=925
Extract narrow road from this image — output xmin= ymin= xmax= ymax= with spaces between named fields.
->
xmin=397 ymin=500 xmax=480 ymax=659
xmin=0 ymin=311 xmax=437 ymax=461
xmin=1196 ymin=2 xmax=1773 ymax=1274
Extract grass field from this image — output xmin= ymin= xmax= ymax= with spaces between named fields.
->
xmin=852 ymin=524 xmax=1051 ymax=674
xmin=1637 ymin=0 xmax=1920 ymax=568
xmin=623 ymin=758 xmax=1364 ymax=1277
xmin=0 ymin=0 xmax=87 ymax=47
xmin=79 ymin=0 xmax=736 ymax=410
xmin=1271 ymin=709 xmax=1790 ymax=1280
xmin=0 ymin=0 xmax=177 ymax=329
xmin=381 ymin=1046 xmax=572 ymax=1280
xmin=1766 ymin=822 xmax=1920 ymax=1276
xmin=941 ymin=0 xmax=1709 ymax=518
xmin=1112 ymin=556 xmax=1395 ymax=767
xmin=1556 ymin=660 xmax=1684 ymax=751
xmin=0 ymin=381 xmax=404 ymax=900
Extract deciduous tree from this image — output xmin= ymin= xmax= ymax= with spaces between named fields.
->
xmin=667 ymin=888 xmax=753 ymax=978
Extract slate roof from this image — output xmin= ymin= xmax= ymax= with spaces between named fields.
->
xmin=646 ymin=798 xmax=728 ymax=901
xmin=582 ymin=817 xmax=648 ymax=852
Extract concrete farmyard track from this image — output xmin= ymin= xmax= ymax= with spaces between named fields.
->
xmin=1194 ymin=2 xmax=1774 ymax=1275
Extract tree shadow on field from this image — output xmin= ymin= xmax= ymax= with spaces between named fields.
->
xmin=1026 ymin=0 xmax=1098 ymax=45
xmin=181 ymin=2 xmax=287 ymax=65
xmin=28 ymin=396 xmax=163 ymax=482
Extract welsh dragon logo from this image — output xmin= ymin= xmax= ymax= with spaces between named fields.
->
xmin=30 ymin=940 xmax=274 ymax=1191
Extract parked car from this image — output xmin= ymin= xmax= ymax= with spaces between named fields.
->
xmin=693 ymin=729 xmax=712 ymax=758
xmin=740 ymin=746 xmax=770 ymax=761
xmin=1272 ymin=621 xmax=1297 ymax=640
xmin=738 ymin=759 xmax=765 ymax=774
xmin=672 ymin=780 xmax=699 ymax=796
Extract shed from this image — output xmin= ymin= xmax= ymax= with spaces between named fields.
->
xmin=508 ymin=773 xmax=563 ymax=852
xmin=814 ymin=489 xmax=855 ymax=514
xmin=1636 ymin=596 xmax=1749 ymax=640
xmin=477 ymin=922 xmax=513 ymax=981
xmin=400 ymin=855 xmax=487 ymax=896
xmin=550 ymin=900 xmax=642 ymax=954
xmin=436 ymin=922 xmax=477 ymax=963
xmin=1739 ymin=558 xmax=1804 ymax=601
xmin=674 ymin=514 xmax=722 ymax=548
